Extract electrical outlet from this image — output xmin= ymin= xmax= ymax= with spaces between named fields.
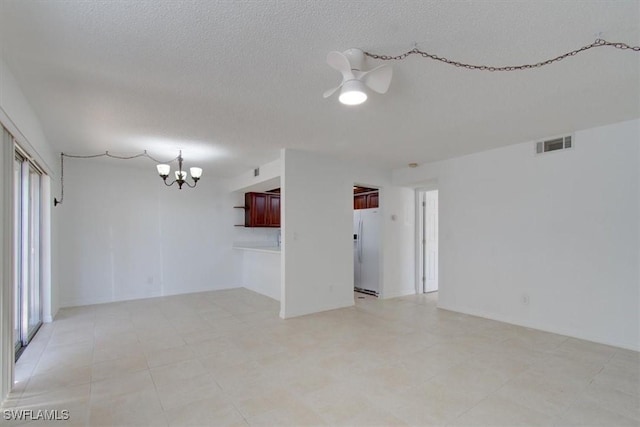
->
xmin=522 ymin=293 xmax=530 ymax=305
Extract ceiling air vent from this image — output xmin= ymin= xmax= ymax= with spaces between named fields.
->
xmin=536 ymin=135 xmax=572 ymax=154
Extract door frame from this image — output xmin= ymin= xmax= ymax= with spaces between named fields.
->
xmin=353 ymin=182 xmax=383 ymax=298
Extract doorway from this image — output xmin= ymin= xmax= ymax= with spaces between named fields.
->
xmin=419 ymin=190 xmax=438 ymax=293
xmin=14 ymin=148 xmax=44 ymax=360
xmin=353 ymin=185 xmax=381 ymax=297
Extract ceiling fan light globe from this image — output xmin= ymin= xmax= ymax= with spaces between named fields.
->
xmin=339 ymin=80 xmax=368 ymax=105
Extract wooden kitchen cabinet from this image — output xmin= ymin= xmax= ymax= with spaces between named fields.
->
xmin=354 ymin=194 xmax=368 ymax=210
xmin=367 ymin=192 xmax=379 ymax=208
xmin=243 ymin=192 xmax=280 ymax=227
xmin=267 ymin=193 xmax=280 ymax=226
xmin=354 ymin=191 xmax=379 ymax=210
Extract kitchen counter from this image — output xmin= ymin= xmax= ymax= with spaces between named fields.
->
xmin=233 ymin=244 xmax=281 ymax=254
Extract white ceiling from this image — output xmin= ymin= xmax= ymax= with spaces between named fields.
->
xmin=1 ymin=1 xmax=639 ymax=177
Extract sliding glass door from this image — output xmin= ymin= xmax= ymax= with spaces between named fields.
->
xmin=14 ymin=150 xmax=43 ymax=359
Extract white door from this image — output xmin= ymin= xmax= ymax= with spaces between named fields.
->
xmin=424 ymin=190 xmax=438 ymax=292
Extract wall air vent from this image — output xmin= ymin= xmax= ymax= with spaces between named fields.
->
xmin=536 ymin=135 xmax=572 ymax=154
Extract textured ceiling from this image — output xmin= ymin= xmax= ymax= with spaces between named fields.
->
xmin=1 ymin=0 xmax=639 ymax=176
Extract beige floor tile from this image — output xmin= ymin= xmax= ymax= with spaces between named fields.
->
xmin=93 ymin=329 xmax=138 ymax=347
xmin=8 ymin=288 xmax=639 ymax=427
xmin=305 ymin=394 xmax=373 ymax=425
xmin=592 ymin=362 xmax=640 ymax=396
xmin=163 ymin=396 xmax=247 ymax=427
xmin=557 ymin=398 xmax=639 ymax=426
xmin=48 ymin=328 xmax=95 ymax=347
xmin=24 ymin=365 xmax=91 ymax=397
xmin=246 ymin=400 xmax=325 ymax=427
xmin=528 ymin=353 xmax=604 ymax=384
xmin=14 ymin=361 xmax=37 ymax=385
xmin=90 ymin=370 xmax=156 ymax=400
xmin=493 ymin=371 xmax=582 ymax=417
xmin=17 ymin=383 xmax=91 ymax=412
xmin=199 ymin=348 xmax=253 ymax=377
xmin=348 ymin=409 xmax=410 ymax=427
xmin=232 ymin=388 xmax=298 ymax=419
xmin=577 ymin=382 xmax=640 ymax=422
xmin=139 ymin=334 xmax=187 ymax=354
xmin=146 ymin=344 xmax=197 ymax=369
xmin=33 ymin=342 xmax=94 ymax=374
xmin=389 ymin=399 xmax=451 ymax=426
xmin=150 ymin=358 xmax=207 ymax=388
xmin=91 ymin=354 xmax=148 ymax=381
xmin=450 ymin=394 xmax=554 ymax=426
xmin=391 ymin=380 xmax=488 ymax=423
xmin=182 ymin=328 xmax=227 ymax=345
xmin=428 ymin=361 xmax=508 ymax=398
xmin=92 ymin=342 xmax=145 ymax=364
xmin=188 ymin=336 xmax=236 ymax=358
xmin=552 ymin=337 xmax=618 ymax=362
xmin=89 ymin=388 xmax=166 ymax=427
xmin=155 ymin=372 xmax=224 ymax=411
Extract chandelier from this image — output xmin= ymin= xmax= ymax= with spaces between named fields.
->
xmin=156 ymin=150 xmax=202 ymax=189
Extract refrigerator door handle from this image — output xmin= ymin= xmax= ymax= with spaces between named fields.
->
xmin=358 ymin=219 xmax=363 ymax=262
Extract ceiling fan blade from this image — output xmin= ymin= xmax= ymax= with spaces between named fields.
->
xmin=323 ymin=84 xmax=343 ymax=99
xmin=361 ymin=64 xmax=393 ymax=94
xmin=327 ymin=51 xmax=354 ymax=79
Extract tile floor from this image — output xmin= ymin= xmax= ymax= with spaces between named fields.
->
xmin=2 ymin=288 xmax=639 ymax=426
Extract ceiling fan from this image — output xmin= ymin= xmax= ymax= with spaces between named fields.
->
xmin=323 ymin=48 xmax=393 ymax=105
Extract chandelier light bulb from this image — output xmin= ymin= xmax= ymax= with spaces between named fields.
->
xmin=190 ymin=167 xmax=203 ymax=179
xmin=156 ymin=164 xmax=170 ymax=177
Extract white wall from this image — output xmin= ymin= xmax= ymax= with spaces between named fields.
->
xmin=0 ymin=60 xmax=57 ymax=173
xmin=393 ymin=119 xmax=640 ymax=351
xmin=226 ymin=158 xmax=281 ymax=193
xmin=380 ymin=185 xmax=416 ymax=298
xmin=281 ymin=149 xmax=354 ymax=317
xmin=58 ymin=160 xmax=241 ymax=307
xmin=281 ymin=149 xmax=415 ymax=318
xmin=0 ymin=59 xmax=60 ymax=319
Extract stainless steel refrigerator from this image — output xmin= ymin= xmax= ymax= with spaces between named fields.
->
xmin=353 ymin=208 xmax=381 ymax=296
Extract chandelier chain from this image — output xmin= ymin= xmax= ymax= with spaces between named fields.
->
xmin=363 ymin=39 xmax=640 ymax=71
xmin=61 ymin=150 xmax=179 ymax=163
xmin=54 ymin=150 xmax=181 ymax=207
